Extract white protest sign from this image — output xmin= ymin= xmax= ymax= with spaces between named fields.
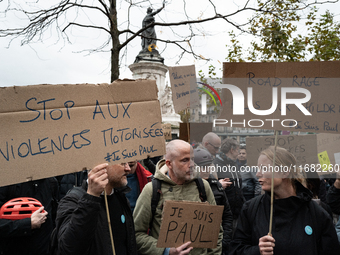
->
xmin=168 ymin=65 xmax=200 ymax=113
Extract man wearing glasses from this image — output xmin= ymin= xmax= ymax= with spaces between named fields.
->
xmin=201 ymin=132 xmax=221 ymax=157
xmin=53 ymin=162 xmax=137 ymax=255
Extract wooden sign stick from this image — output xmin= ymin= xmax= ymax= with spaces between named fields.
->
xmin=104 ymin=189 xmax=116 ymax=255
xmin=186 ymin=108 xmax=190 ymax=143
xmin=268 ymin=130 xmax=279 ymax=236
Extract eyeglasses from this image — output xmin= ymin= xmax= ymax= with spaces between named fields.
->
xmin=208 ymin=142 xmax=220 ymax=151
xmin=120 ymin=162 xmax=130 ymax=168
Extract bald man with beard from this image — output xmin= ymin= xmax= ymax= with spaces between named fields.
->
xmin=134 ymin=139 xmax=223 ymax=255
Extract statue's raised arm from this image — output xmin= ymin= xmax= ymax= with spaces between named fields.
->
xmin=141 ymin=4 xmax=164 ymax=51
xmin=151 ymin=4 xmax=164 ymax=16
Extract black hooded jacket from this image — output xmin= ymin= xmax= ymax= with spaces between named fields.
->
xmin=207 ymin=176 xmax=233 ymax=254
xmin=230 ymin=181 xmax=340 ymax=255
xmin=54 ymin=182 xmax=137 ymax=255
xmin=326 ymin=183 xmax=340 ymax=215
xmin=213 ymin=152 xmax=245 ymax=220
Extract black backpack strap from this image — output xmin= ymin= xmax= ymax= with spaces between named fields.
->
xmin=194 ymin=177 xmax=207 ymax=202
xmin=150 ymin=178 xmax=162 ymax=233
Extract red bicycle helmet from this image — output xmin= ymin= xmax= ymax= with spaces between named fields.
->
xmin=0 ymin=197 xmax=45 ymax=220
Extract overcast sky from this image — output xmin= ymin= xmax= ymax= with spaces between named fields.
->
xmin=1 ymin=0 xmax=339 ymax=87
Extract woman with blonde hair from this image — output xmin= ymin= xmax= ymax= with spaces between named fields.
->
xmin=229 ymin=146 xmax=339 ymax=255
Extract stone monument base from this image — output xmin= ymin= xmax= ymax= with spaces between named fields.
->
xmin=134 ymin=49 xmax=164 ymax=64
xmin=129 ymin=48 xmax=182 ymax=131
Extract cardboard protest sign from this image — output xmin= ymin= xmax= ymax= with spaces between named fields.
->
xmin=316 ymin=133 xmax=340 ymax=172
xmin=157 ymin=200 xmax=223 ymax=249
xmin=247 ymin=135 xmax=318 ymax=166
xmin=162 ymin=124 xmax=172 ymax=140
xmin=179 ymin=123 xmax=213 ymax=144
xmin=0 ymin=80 xmax=166 ymax=187
xmin=216 ymin=61 xmax=340 ymax=134
xmin=179 ymin=123 xmax=189 ymax=142
xmin=246 ymin=133 xmax=340 ymax=174
xmin=190 ymin=123 xmax=213 ymax=144
xmin=318 ymin=151 xmax=331 ymax=171
xmin=168 ymin=65 xmax=200 ymax=113
xmin=334 ymin=152 xmax=340 ymax=165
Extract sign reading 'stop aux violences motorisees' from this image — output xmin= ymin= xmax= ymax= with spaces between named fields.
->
xmin=211 ymin=61 xmax=340 ymax=134
xmin=0 ymin=80 xmax=166 ymax=187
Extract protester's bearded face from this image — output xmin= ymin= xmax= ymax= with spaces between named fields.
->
xmin=168 ymin=145 xmax=194 ymax=185
xmin=256 ymin=155 xmax=283 ymax=192
xmin=107 ymin=163 xmax=131 ymax=187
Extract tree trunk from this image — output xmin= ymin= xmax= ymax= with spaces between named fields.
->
xmin=110 ymin=0 xmax=120 ymax=82
xmin=111 ymin=46 xmax=119 ymax=82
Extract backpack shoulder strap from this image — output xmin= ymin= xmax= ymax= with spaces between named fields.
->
xmin=194 ymin=177 xmax=207 ymax=202
xmin=150 ymin=178 xmax=162 ymax=232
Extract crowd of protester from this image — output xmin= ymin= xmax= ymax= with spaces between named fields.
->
xmin=1 ymin=132 xmax=340 ymax=255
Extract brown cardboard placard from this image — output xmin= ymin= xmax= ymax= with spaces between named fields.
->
xmin=316 ymin=133 xmax=340 ymax=172
xmin=0 ymin=80 xmax=166 ymax=187
xmin=168 ymin=65 xmax=200 ymax=113
xmin=190 ymin=123 xmax=213 ymax=144
xmin=246 ymin=135 xmax=318 ymax=167
xmin=157 ymin=200 xmax=223 ymax=249
xmin=218 ymin=61 xmax=340 ymax=134
xmin=246 ymin=133 xmax=340 ymax=175
xmin=162 ymin=123 xmax=172 ymax=140
xmin=179 ymin=123 xmax=190 ymax=143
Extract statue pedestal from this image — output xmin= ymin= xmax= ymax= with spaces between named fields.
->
xmin=129 ymin=60 xmax=182 ymax=127
xmin=129 ymin=61 xmax=168 ymax=96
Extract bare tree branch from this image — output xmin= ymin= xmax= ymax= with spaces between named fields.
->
xmin=62 ymin=22 xmax=110 ymax=34
xmin=1 ymin=0 xmax=338 ymax=81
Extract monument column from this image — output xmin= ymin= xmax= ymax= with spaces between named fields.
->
xmin=129 ymin=54 xmax=182 ymax=128
xmin=129 ymin=5 xmax=181 ymax=129
xmin=129 ymin=60 xmax=168 ymax=97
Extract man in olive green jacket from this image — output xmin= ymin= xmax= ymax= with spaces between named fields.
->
xmin=133 ymin=139 xmax=223 ymax=255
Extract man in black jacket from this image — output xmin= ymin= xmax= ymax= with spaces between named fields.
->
xmin=213 ymin=138 xmax=245 ymax=236
xmin=194 ymin=148 xmax=233 ymax=255
xmin=54 ymin=162 xmax=137 ymax=255
xmin=236 ymin=146 xmax=261 ymax=201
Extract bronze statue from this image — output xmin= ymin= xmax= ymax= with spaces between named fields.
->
xmin=141 ymin=4 xmax=164 ymax=51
